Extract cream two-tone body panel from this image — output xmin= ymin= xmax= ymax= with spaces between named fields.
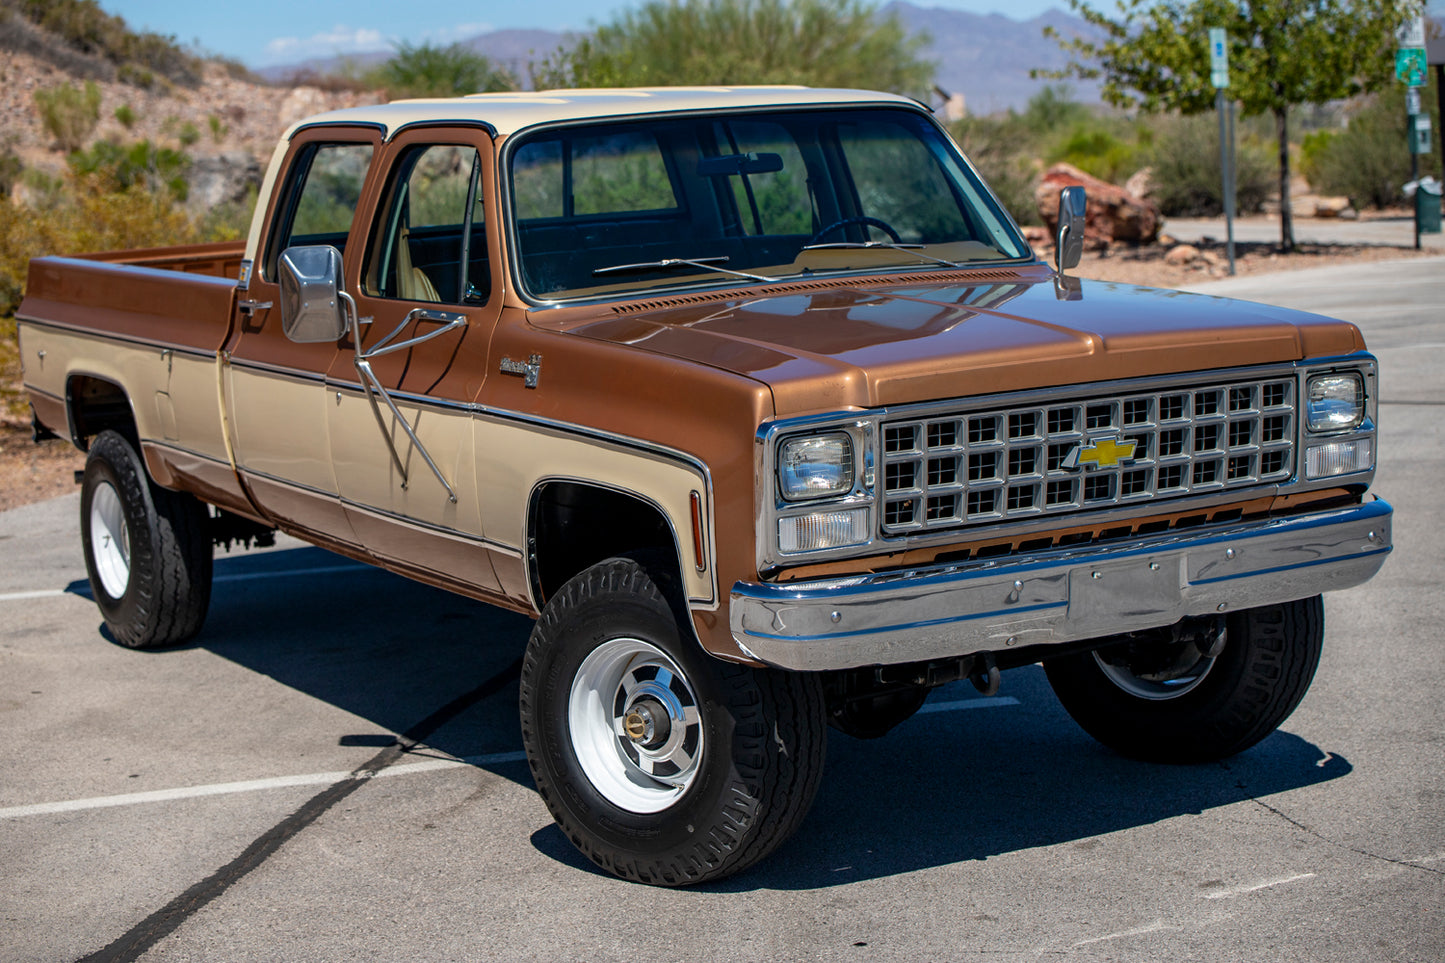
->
xmin=222 ymin=357 xmax=340 ymax=504
xmin=16 ymin=256 xmax=237 ymax=493
xmin=471 ymin=408 xmax=717 ymax=609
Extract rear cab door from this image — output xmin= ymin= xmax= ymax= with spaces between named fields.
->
xmin=223 ymin=124 xmax=381 ymax=546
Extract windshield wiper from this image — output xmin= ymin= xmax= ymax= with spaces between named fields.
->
xmin=592 ymin=256 xmax=771 ymax=282
xmin=800 ymin=241 xmax=963 ymax=269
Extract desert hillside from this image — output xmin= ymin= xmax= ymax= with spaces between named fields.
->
xmin=1 ymin=43 xmax=380 ymax=198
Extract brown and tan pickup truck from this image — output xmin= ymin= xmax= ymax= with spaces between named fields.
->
xmin=16 ymin=87 xmax=1391 ymax=885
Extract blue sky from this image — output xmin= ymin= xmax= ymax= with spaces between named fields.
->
xmin=97 ymin=0 xmax=1079 ymax=68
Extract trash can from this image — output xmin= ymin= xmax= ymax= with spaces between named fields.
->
xmin=1417 ymin=177 xmax=1442 ymax=234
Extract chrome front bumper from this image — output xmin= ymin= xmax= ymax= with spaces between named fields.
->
xmin=729 ymin=499 xmax=1392 ymax=671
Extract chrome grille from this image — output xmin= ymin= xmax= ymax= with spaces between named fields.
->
xmin=879 ymin=377 xmax=1296 ymax=535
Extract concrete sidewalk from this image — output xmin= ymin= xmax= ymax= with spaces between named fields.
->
xmin=1164 ymin=214 xmax=1445 ymax=251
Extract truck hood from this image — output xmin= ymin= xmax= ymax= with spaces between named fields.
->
xmin=540 ymin=274 xmax=1365 ymax=416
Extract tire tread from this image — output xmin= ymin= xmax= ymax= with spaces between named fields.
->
xmin=520 ymin=557 xmax=825 ymax=886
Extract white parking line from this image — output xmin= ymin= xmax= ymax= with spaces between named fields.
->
xmin=1201 ymin=872 xmax=1316 ymax=900
xmin=917 ymin=696 xmax=1021 ymax=714
xmin=1072 ymin=920 xmax=1181 ymax=947
xmin=0 ymin=696 xmax=1026 ymax=819
xmin=0 ymin=750 xmax=528 ymax=820
xmin=0 ymin=564 xmax=373 ymax=603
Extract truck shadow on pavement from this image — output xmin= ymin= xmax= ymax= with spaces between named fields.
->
xmin=70 ymin=544 xmax=536 ymax=762
xmin=72 ymin=545 xmax=1353 ymax=890
xmin=530 ymin=665 xmax=1352 ymax=889
xmin=724 ymin=667 xmax=1352 ymax=890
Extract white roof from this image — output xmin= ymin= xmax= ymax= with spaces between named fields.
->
xmin=282 ymin=86 xmax=921 ymax=140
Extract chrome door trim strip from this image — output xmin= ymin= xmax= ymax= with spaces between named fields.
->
xmin=238 ymin=465 xmax=522 ymax=558
xmin=339 ymin=498 xmax=522 ymax=558
xmin=140 ymin=439 xmax=232 ymax=468
xmin=238 ymin=465 xmax=336 ymax=500
xmin=228 ymin=357 xmax=330 ymax=384
xmin=16 ymin=316 xmax=220 ymax=360
xmin=323 ymin=379 xmax=716 ymax=494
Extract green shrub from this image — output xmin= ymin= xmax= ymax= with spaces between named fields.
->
xmin=207 ymin=115 xmax=227 ymax=143
xmin=366 ymin=42 xmax=516 ymax=98
xmin=0 ymin=141 xmax=22 ymax=198
xmin=13 ymin=0 xmax=201 ymax=86
xmin=68 ymin=139 xmax=191 ymax=200
xmin=1050 ymin=126 xmax=1143 ymax=185
xmin=2 ymin=312 xmax=22 ymax=420
xmin=1302 ymin=79 xmax=1440 ymax=209
xmin=116 ymin=63 xmax=156 ymax=90
xmin=1018 ymin=84 xmax=1095 ymax=136
xmin=0 ymin=168 xmax=212 ymax=318
xmin=1146 ymin=113 xmax=1273 ymax=217
xmin=113 ymin=103 xmax=136 ymax=128
xmin=33 ymin=80 xmax=102 ymax=152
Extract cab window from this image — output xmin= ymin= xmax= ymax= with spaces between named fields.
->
xmin=364 ymin=144 xmax=487 ymax=304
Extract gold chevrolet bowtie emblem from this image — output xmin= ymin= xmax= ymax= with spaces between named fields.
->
xmin=1063 ymin=437 xmax=1138 ymax=470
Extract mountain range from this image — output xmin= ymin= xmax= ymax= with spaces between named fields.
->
xmin=258 ymin=2 xmax=1103 ymax=115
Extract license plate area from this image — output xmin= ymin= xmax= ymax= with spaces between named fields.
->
xmin=1068 ymin=555 xmax=1184 ymax=627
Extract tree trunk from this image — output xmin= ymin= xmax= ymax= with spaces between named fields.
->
xmin=1275 ymin=106 xmax=1294 ymax=253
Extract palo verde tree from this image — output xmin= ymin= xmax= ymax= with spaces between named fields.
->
xmin=532 ymin=0 xmax=934 ymax=97
xmin=1042 ymin=0 xmax=1418 ymax=250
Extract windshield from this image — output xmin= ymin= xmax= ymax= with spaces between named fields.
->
xmin=507 ymin=107 xmax=1031 ymax=301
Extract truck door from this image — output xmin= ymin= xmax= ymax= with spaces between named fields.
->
xmin=224 ymin=130 xmax=380 ymax=547
xmin=324 ymin=128 xmax=504 ymax=594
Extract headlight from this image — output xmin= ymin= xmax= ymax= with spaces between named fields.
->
xmin=779 ymin=433 xmax=854 ymax=500
xmin=1306 ymin=373 xmax=1364 ymax=433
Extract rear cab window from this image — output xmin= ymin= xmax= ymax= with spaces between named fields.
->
xmin=362 ymin=143 xmax=490 ymax=305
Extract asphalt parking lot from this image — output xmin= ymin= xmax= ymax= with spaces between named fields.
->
xmin=2 ymin=257 xmax=1442 ymax=962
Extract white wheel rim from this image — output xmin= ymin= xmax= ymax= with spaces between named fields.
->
xmin=568 ymin=638 xmax=704 ymax=814
xmin=89 ymin=481 xmax=131 ymax=599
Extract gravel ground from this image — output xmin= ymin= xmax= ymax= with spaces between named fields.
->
xmin=0 ymin=423 xmax=83 ymax=512
xmin=1 ymin=238 xmax=1428 ymax=512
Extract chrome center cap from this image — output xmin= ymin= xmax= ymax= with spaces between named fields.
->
xmin=623 ymin=698 xmax=671 ymax=749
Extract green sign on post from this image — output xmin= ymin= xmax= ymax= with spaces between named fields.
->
xmin=1396 ymin=48 xmax=1427 ymax=86
xmin=1209 ymin=27 xmax=1229 ymax=89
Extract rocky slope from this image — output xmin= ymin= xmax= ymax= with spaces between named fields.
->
xmin=1 ymin=44 xmax=382 ymax=205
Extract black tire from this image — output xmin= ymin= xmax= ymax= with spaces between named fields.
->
xmin=1044 ymin=596 xmax=1324 ymax=763
xmin=519 ymin=557 xmax=827 ymax=886
xmin=79 ymin=429 xmax=212 ymax=648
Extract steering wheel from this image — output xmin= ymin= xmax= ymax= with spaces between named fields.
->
xmin=807 ymin=215 xmax=903 ymax=246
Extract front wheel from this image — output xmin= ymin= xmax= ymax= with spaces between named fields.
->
xmin=519 ymin=557 xmax=826 ymax=885
xmin=1044 ymin=597 xmax=1324 ymax=763
xmin=79 ymin=430 xmax=212 ymax=648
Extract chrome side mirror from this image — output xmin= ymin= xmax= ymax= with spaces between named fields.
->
xmin=1055 ymin=186 xmax=1086 ymax=273
xmin=278 ymin=245 xmax=347 ymax=343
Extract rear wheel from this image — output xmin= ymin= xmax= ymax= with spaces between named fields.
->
xmin=79 ymin=430 xmax=212 ymax=648
xmin=520 ymin=556 xmax=826 ymax=885
xmin=1044 ymin=597 xmax=1324 ymax=763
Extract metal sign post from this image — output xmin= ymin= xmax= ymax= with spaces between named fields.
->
xmin=1209 ymin=27 xmax=1235 ymax=274
xmin=1399 ymin=14 xmax=1426 ymax=251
